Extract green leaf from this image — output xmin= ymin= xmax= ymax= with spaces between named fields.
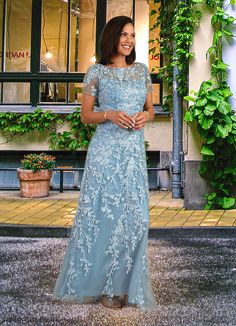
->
xmin=219 ymin=88 xmax=233 ymax=98
xmin=231 ymin=115 xmax=236 ymax=122
xmin=149 ymin=47 xmax=156 ymax=54
xmin=211 ymin=15 xmax=218 ymax=26
xmin=224 ymin=167 xmax=236 ymax=175
xmin=200 ymin=145 xmax=215 ymax=156
xmin=204 ymin=203 xmax=212 ymax=210
xmin=193 ymin=108 xmax=202 ymax=117
xmin=184 ymin=95 xmax=196 ymax=102
xmin=212 ymin=61 xmax=229 ymax=71
xmin=197 ymin=125 xmax=209 ymax=138
xmin=207 ymin=46 xmax=216 ymax=56
xmin=195 ymin=98 xmax=207 ymax=107
xmin=198 ymin=113 xmax=214 ymax=130
xmin=150 ymin=9 xmax=158 ymax=16
xmin=218 ymin=102 xmax=230 ymax=114
xmin=207 ymin=192 xmax=217 ymax=201
xmin=199 ymin=80 xmax=213 ymax=93
xmin=206 ymin=135 xmax=216 ymax=144
xmin=222 ymin=29 xmax=233 ymax=37
xmin=184 ymin=111 xmax=194 ymax=122
xmin=199 ymin=162 xmax=208 ymax=176
xmin=206 ymin=93 xmax=219 ymax=102
xmin=214 ymin=124 xmax=230 ymax=138
xmin=204 ymin=103 xmax=216 ymax=116
xmin=218 ymin=197 xmax=235 ymax=209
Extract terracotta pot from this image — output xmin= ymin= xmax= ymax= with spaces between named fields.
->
xmin=17 ymin=168 xmax=53 ymax=198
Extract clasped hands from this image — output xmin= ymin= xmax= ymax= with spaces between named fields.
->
xmin=107 ymin=111 xmax=149 ymax=131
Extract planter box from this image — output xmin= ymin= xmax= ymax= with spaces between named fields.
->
xmin=17 ymin=169 xmax=52 ymax=198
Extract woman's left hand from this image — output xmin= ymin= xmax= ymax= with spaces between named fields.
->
xmin=132 ymin=112 xmax=149 ymax=130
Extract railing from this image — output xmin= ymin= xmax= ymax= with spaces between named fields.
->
xmin=0 ymin=167 xmax=170 ymax=193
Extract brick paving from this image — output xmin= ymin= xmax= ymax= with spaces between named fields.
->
xmin=0 ymin=190 xmax=235 ymax=228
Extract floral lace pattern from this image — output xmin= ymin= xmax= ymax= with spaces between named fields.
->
xmin=53 ymin=63 xmax=157 ymax=310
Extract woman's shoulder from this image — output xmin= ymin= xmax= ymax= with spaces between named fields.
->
xmin=134 ymin=62 xmax=147 ymax=68
xmin=84 ymin=64 xmax=101 ymax=79
xmin=134 ymin=62 xmax=149 ymax=72
xmin=86 ymin=63 xmax=100 ymax=73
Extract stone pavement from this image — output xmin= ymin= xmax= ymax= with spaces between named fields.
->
xmin=1 ymin=236 xmax=236 ymax=326
xmin=0 ymin=190 xmax=235 ymax=228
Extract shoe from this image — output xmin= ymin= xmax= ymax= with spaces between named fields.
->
xmin=100 ymin=295 xmax=125 ymax=309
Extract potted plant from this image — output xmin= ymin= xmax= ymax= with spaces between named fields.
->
xmin=17 ymin=153 xmax=56 ymax=198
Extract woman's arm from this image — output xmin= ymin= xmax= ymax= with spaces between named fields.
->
xmin=132 ymin=92 xmax=155 ymax=130
xmin=144 ymin=92 xmax=155 ymax=121
xmin=81 ymin=93 xmax=135 ymax=128
xmin=81 ymin=94 xmax=105 ymax=124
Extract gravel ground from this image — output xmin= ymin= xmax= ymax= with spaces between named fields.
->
xmin=0 ymin=236 xmax=236 ymax=326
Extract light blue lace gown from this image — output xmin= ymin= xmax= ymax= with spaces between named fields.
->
xmin=53 ymin=62 xmax=157 ymax=310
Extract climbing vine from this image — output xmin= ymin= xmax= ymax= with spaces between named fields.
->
xmin=0 ymin=108 xmax=96 ymax=151
xmin=150 ymin=0 xmax=201 ymax=110
xmin=151 ymin=0 xmax=236 ymax=209
xmin=184 ymin=3 xmax=236 ymax=209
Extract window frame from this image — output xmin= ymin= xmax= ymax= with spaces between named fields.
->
xmin=0 ymin=0 xmax=164 ymax=114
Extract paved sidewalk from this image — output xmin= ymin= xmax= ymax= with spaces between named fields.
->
xmin=0 ymin=190 xmax=235 ymax=228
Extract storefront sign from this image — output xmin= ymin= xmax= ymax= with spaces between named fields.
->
xmin=0 ymin=51 xmax=30 ymax=59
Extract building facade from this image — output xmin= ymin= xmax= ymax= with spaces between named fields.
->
xmin=1 ymin=0 xmax=234 ymax=208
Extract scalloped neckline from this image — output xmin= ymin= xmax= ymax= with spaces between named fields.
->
xmin=99 ymin=63 xmax=136 ymax=69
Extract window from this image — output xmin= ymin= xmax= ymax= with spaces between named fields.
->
xmin=0 ymin=0 xmax=162 ymax=110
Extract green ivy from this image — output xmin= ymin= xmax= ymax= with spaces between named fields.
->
xmin=150 ymin=0 xmax=201 ymax=110
xmin=184 ymin=3 xmax=236 ymax=209
xmin=152 ymin=0 xmax=236 ymax=208
xmin=0 ymin=108 xmax=96 ymax=151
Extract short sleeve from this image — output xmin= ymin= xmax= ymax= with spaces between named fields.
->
xmin=144 ymin=65 xmax=152 ymax=94
xmin=83 ymin=64 xmax=99 ymax=97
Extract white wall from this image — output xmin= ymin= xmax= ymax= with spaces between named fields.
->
xmin=222 ymin=2 xmax=236 ymax=111
xmin=184 ymin=8 xmax=213 ymax=161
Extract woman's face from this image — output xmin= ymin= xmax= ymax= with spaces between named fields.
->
xmin=116 ymin=23 xmax=135 ymax=57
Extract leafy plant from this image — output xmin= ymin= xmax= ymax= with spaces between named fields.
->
xmin=152 ymin=0 xmax=236 ymax=208
xmin=0 ymin=108 xmax=96 ymax=151
xmin=184 ymin=3 xmax=236 ymax=209
xmin=21 ymin=153 xmax=56 ymax=173
xmin=150 ymin=0 xmax=201 ymax=111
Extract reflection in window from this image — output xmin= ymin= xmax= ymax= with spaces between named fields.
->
xmin=134 ymin=0 xmax=160 ymax=72
xmin=149 ymin=0 xmax=160 ymax=73
xmin=40 ymin=82 xmax=84 ymax=103
xmin=106 ymin=0 xmax=133 ymax=21
xmin=69 ymin=83 xmax=83 ymax=103
xmin=70 ymin=0 xmax=96 ymax=72
xmin=3 ymin=83 xmax=30 ymax=103
xmin=41 ymin=0 xmax=68 ymax=72
xmin=0 ymin=0 xmax=3 ymax=71
xmin=41 ymin=0 xmax=96 ymax=73
xmin=152 ymin=83 xmax=160 ymax=105
xmin=106 ymin=0 xmax=161 ymax=73
xmin=2 ymin=0 xmax=32 ymax=72
xmin=40 ymin=82 xmax=66 ymax=103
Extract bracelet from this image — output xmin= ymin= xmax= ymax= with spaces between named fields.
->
xmin=144 ymin=111 xmax=149 ymax=122
xmin=104 ymin=111 xmax=107 ymax=120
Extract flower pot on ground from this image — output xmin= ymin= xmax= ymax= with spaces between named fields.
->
xmin=17 ymin=153 xmax=56 ymax=198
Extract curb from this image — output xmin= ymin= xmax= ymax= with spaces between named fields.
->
xmin=0 ymin=224 xmax=235 ymax=238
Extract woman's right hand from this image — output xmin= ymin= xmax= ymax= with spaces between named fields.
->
xmin=106 ymin=111 xmax=135 ymax=129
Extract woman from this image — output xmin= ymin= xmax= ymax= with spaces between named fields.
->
xmin=53 ymin=15 xmax=157 ymax=310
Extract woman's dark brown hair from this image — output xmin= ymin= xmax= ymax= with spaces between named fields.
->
xmin=98 ymin=16 xmax=136 ymax=65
